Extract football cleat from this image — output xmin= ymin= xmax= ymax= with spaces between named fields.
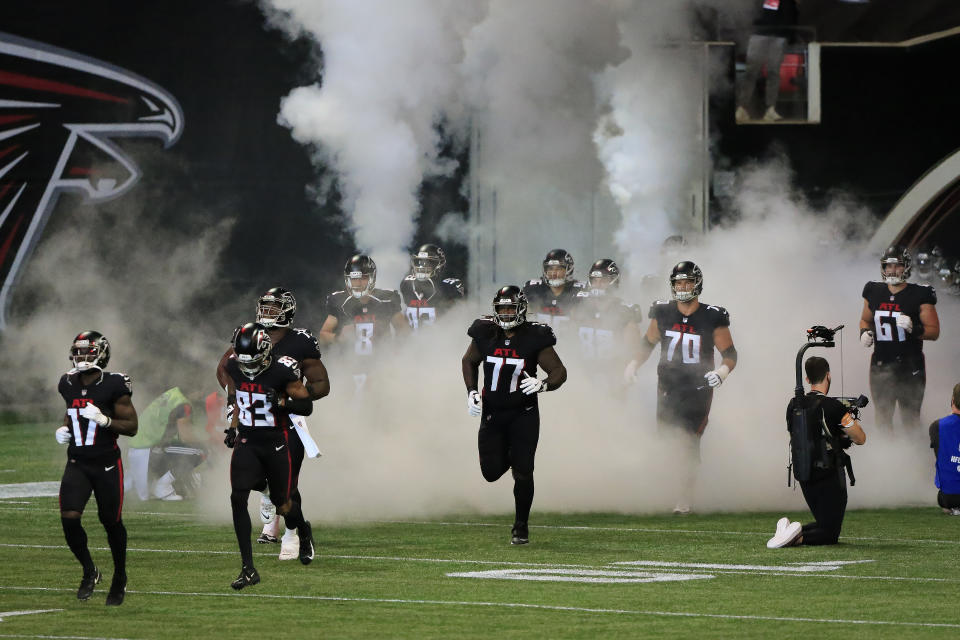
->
xmin=256 ymin=532 xmax=278 ymax=544
xmin=510 ymin=522 xmax=529 ymax=545
xmin=672 ymin=503 xmax=692 ymax=515
xmin=259 ymin=494 xmax=277 ymax=525
xmin=298 ymin=521 xmax=315 ymax=565
xmin=77 ymin=566 xmax=101 ymax=601
xmin=230 ymin=565 xmax=260 ymax=590
xmin=105 ymin=575 xmax=127 ymax=606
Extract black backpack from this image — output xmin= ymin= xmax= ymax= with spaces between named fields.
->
xmin=788 ymin=395 xmax=837 ymax=484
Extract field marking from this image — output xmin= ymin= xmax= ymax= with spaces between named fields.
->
xmin=0 ymin=635 xmax=131 ymax=640
xmin=2 ymin=507 xmax=958 ymax=546
xmin=0 ymin=609 xmax=62 ymax=622
xmin=378 ymin=519 xmax=960 ymax=546
xmin=1 ymin=543 xmax=956 ymax=583
xmin=614 ymin=560 xmax=875 ymax=573
xmin=0 ymin=483 xmax=59 ymax=499
xmin=447 ymin=568 xmax=714 ymax=583
xmin=1 ymin=585 xmax=958 ymax=629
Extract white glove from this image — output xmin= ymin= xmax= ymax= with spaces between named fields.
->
xmin=623 ymin=359 xmax=640 ymax=384
xmin=860 ymin=330 xmax=874 ymax=348
xmin=703 ymin=364 xmax=730 ymax=388
xmin=55 ymin=426 xmax=71 ymax=445
xmin=895 ymin=314 xmax=913 ymax=334
xmin=467 ymin=390 xmax=482 ymax=417
xmin=80 ymin=403 xmax=110 ymax=427
xmin=519 ymin=372 xmax=547 ymax=395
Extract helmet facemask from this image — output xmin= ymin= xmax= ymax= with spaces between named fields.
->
xmin=346 ymin=271 xmax=375 ymax=299
xmin=671 ymin=275 xmax=698 ymax=302
xmin=68 ymin=332 xmax=110 ymax=374
xmin=256 ymin=290 xmax=296 ymax=328
xmin=492 ymin=288 xmax=527 ymax=330
xmin=542 ymin=250 xmax=574 ymax=288
xmin=412 ymin=256 xmax=440 ymax=281
xmin=882 ymin=258 xmax=908 ymax=285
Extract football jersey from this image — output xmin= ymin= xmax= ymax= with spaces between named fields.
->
xmin=572 ymin=292 xmax=636 ymax=361
xmin=225 ymin=357 xmax=300 ymax=432
xmin=862 ymin=281 xmax=937 ymax=361
xmin=58 ymin=371 xmax=133 ymax=463
xmin=468 ymin=317 xmax=557 ymax=410
xmin=272 ymin=327 xmax=322 ymax=370
xmin=325 ymin=288 xmax=402 ymax=358
xmin=522 ymin=279 xmax=585 ymax=328
xmin=399 ymin=275 xmax=464 ymax=329
xmin=649 ymin=299 xmax=730 ymax=387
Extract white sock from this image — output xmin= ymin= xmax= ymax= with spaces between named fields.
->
xmin=282 ymin=527 xmax=297 ymax=541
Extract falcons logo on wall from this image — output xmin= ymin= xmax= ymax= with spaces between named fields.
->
xmin=0 ymin=32 xmax=183 ymax=328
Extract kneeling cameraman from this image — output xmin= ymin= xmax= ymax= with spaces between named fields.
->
xmin=769 ymin=356 xmax=866 ymax=547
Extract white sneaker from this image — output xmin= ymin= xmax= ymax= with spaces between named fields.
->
xmin=735 ymin=106 xmax=750 ymax=122
xmin=775 ymin=517 xmax=789 ymax=535
xmin=259 ymin=494 xmax=276 ymax=525
xmin=951 ymin=508 xmax=960 ymax=516
xmin=672 ymin=503 xmax=691 ymax=515
xmin=766 ymin=521 xmax=802 ymax=548
xmin=763 ymin=106 xmax=783 ymax=122
xmin=278 ymin=534 xmax=300 ymax=561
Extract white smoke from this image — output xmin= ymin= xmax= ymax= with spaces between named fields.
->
xmin=218 ymin=0 xmax=956 ymax=530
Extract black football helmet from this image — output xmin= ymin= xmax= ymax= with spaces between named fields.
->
xmin=256 ymin=287 xmax=296 ymax=328
xmin=588 ymin=258 xmax=620 ymax=295
xmin=411 ymin=243 xmax=446 ymax=281
xmin=69 ymin=330 xmax=110 ymax=372
xmin=542 ymin=249 xmax=574 ymax=287
xmin=880 ymin=246 xmax=911 ymax=284
xmin=492 ymin=285 xmax=527 ymax=330
xmin=345 ymin=254 xmax=377 ymax=299
xmin=669 ymin=261 xmax=703 ymax=302
xmin=233 ymin=322 xmax=272 ymax=379
xmin=914 ymin=250 xmax=931 ymax=280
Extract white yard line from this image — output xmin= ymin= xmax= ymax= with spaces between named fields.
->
xmin=0 ymin=635 xmax=132 ymax=640
xmin=0 ymin=543 xmax=955 ymax=583
xmin=0 ymin=586 xmax=957 ymax=629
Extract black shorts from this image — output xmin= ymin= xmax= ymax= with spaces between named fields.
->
xmin=230 ymin=429 xmax=295 ymax=507
xmin=59 ymin=456 xmax=124 ymax=523
xmin=657 ymin=382 xmax=713 ymax=436
xmin=477 ymin=403 xmax=540 ymax=480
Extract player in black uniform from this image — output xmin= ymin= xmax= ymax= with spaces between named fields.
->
xmin=319 ymin=254 xmax=408 ymax=396
xmin=56 ymin=331 xmax=138 ymax=605
xmin=223 ymin=323 xmax=316 ymax=590
xmin=461 ymin=286 xmax=567 ymax=545
xmin=859 ymin=246 xmax=940 ymax=433
xmin=399 ymin=243 xmax=465 ymax=329
xmin=522 ymin=249 xmax=585 ymax=330
xmin=624 ymin=261 xmax=737 ymax=514
xmin=216 ymin=287 xmax=330 ymax=557
xmin=572 ymin=259 xmax=640 ymax=368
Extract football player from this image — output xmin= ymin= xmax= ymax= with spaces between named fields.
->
xmin=223 ymin=323 xmax=316 ymax=590
xmin=216 ymin=287 xmax=329 ymax=559
xmin=859 ymin=246 xmax=939 ymax=433
xmin=522 ymin=249 xmax=584 ymax=330
xmin=461 ymin=286 xmax=567 ymax=545
xmin=56 ymin=331 xmax=138 ymax=605
xmin=572 ymin=258 xmax=640 ymax=370
xmin=399 ymin=243 xmax=465 ymax=329
xmin=624 ymin=261 xmax=737 ymax=514
xmin=319 ymin=254 xmax=408 ymax=396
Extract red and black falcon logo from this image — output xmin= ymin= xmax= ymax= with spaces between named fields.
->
xmin=0 ymin=32 xmax=183 ymax=328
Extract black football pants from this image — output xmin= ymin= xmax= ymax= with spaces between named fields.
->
xmin=478 ymin=404 xmax=540 ymax=525
xmin=870 ymin=355 xmax=925 ymax=433
xmin=799 ymin=467 xmax=848 ymax=545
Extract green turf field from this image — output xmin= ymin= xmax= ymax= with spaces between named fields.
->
xmin=1 ymin=421 xmax=959 ymax=639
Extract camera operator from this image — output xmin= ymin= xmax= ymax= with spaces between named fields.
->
xmin=929 ymin=383 xmax=960 ymax=515
xmin=768 ymin=356 xmax=866 ymax=548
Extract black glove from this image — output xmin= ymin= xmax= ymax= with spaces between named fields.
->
xmin=223 ymin=427 xmax=237 ymax=449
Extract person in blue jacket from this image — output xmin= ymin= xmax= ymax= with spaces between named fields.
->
xmin=929 ymin=383 xmax=960 ymax=515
